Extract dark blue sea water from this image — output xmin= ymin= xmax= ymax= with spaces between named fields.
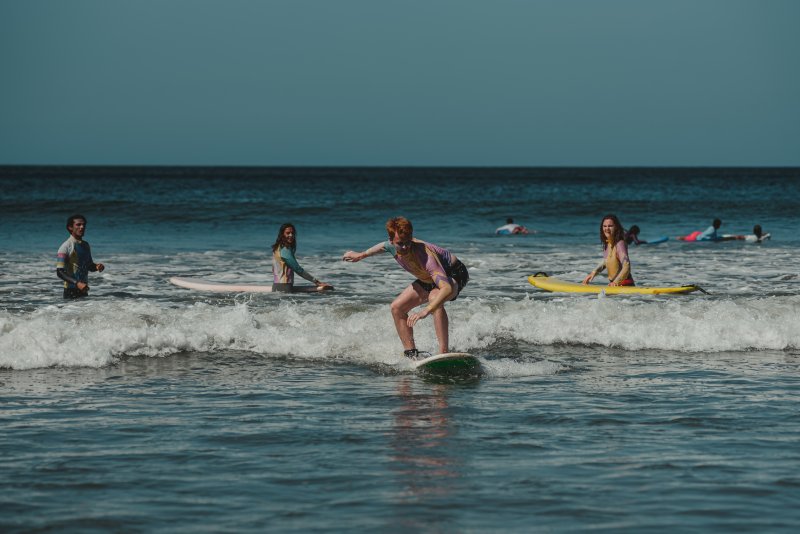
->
xmin=2 ymin=167 xmax=800 ymax=532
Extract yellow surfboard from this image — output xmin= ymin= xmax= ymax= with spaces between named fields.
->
xmin=527 ymin=273 xmax=702 ymax=295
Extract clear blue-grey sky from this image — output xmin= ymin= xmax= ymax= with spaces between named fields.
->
xmin=1 ymin=0 xmax=798 ymax=166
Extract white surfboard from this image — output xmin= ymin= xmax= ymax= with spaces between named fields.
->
xmin=169 ymin=277 xmax=329 ymax=293
xmin=744 ymin=233 xmax=771 ymax=243
xmin=411 ymin=352 xmax=479 ymax=372
xmin=721 ymin=233 xmax=772 ymax=243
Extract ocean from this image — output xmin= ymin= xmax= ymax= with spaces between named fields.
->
xmin=1 ymin=166 xmax=799 ymax=532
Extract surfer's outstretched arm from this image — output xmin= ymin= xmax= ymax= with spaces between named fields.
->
xmin=582 ymin=260 xmax=605 ymax=284
xmin=342 ymin=242 xmax=386 ymax=262
xmin=280 ymin=247 xmax=329 ymax=286
xmin=280 ymin=247 xmax=312 ymax=281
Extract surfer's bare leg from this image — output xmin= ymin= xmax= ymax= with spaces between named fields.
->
xmin=391 ymin=284 xmax=426 ymax=350
xmin=432 ymin=306 xmax=449 ymax=353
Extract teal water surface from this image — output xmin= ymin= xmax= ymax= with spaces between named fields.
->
xmin=1 ymin=167 xmax=800 ymax=532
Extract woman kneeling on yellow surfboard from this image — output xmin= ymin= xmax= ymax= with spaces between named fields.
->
xmin=582 ymin=214 xmax=635 ymax=287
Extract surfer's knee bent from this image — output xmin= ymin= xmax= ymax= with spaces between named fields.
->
xmin=390 ymin=301 xmax=405 ymax=318
xmin=391 ymin=298 xmax=414 ymax=318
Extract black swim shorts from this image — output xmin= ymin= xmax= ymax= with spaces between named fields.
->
xmin=412 ymin=261 xmax=469 ymax=301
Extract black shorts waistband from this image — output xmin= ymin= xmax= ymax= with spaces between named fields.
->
xmin=412 ymin=261 xmax=469 ymax=300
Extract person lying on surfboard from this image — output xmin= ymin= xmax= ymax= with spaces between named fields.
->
xmin=582 ymin=214 xmax=635 ymax=287
xmin=272 ymin=223 xmax=332 ymax=292
xmin=678 ymin=218 xmax=724 ymax=241
xmin=495 ymin=218 xmax=529 ymax=235
xmin=750 ymin=224 xmax=770 ymax=242
xmin=719 ymin=224 xmax=771 ymax=243
xmin=624 ymin=225 xmax=647 ymax=245
xmin=342 ymin=216 xmax=469 ymax=359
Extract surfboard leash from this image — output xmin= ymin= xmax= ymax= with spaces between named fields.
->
xmin=686 ymin=285 xmax=710 ymax=295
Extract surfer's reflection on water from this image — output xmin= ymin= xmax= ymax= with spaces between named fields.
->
xmin=388 ymin=378 xmax=461 ymax=501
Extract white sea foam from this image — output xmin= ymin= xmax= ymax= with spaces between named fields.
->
xmin=2 ymin=294 xmax=799 ymax=370
xmin=3 ymin=231 xmax=799 ymax=372
xmin=456 ymin=295 xmax=800 ymax=352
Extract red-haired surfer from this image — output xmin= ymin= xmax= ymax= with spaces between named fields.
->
xmin=342 ymin=217 xmax=469 ymax=359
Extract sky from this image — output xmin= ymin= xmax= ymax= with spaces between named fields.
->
xmin=1 ymin=0 xmax=799 ymax=166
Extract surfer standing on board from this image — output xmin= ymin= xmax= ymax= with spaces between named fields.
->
xmin=56 ymin=214 xmax=105 ymax=299
xmin=342 ymin=216 xmax=469 ymax=358
xmin=272 ymin=223 xmax=332 ymax=292
xmin=582 ymin=214 xmax=635 ymax=287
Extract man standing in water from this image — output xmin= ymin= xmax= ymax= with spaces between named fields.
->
xmin=342 ymin=217 xmax=469 ymax=358
xmin=56 ymin=214 xmax=105 ymax=299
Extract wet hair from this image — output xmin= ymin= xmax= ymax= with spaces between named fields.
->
xmin=713 ymin=218 xmax=722 ymax=228
xmin=753 ymin=224 xmax=762 ymax=238
xmin=386 ymin=216 xmax=413 ymax=240
xmin=506 ymin=218 xmax=514 ymax=224
xmin=66 ymin=214 xmax=86 ymax=230
xmin=599 ymin=214 xmax=625 ymax=247
xmin=272 ymin=223 xmax=296 ymax=252
xmin=629 ymin=225 xmax=640 ymax=235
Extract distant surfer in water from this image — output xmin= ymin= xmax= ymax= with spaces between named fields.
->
xmin=272 ymin=223 xmax=332 ymax=292
xmin=56 ymin=214 xmax=105 ymax=299
xmin=495 ymin=218 xmax=529 ymax=235
xmin=723 ymin=224 xmax=770 ymax=243
xmin=624 ymin=225 xmax=647 ymax=245
xmin=678 ymin=218 xmax=722 ymax=241
xmin=751 ymin=224 xmax=770 ymax=242
xmin=342 ymin=216 xmax=469 ymax=358
xmin=582 ymin=214 xmax=635 ymax=287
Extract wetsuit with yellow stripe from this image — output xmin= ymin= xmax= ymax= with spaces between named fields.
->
xmin=383 ymin=239 xmax=469 ymax=299
xmin=56 ymin=235 xmax=99 ymax=298
xmin=590 ymin=239 xmax=635 ymax=286
xmin=272 ymin=245 xmax=319 ymax=291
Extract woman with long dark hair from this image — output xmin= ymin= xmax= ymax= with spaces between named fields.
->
xmin=272 ymin=223 xmax=332 ymax=292
xmin=582 ymin=214 xmax=635 ymax=287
